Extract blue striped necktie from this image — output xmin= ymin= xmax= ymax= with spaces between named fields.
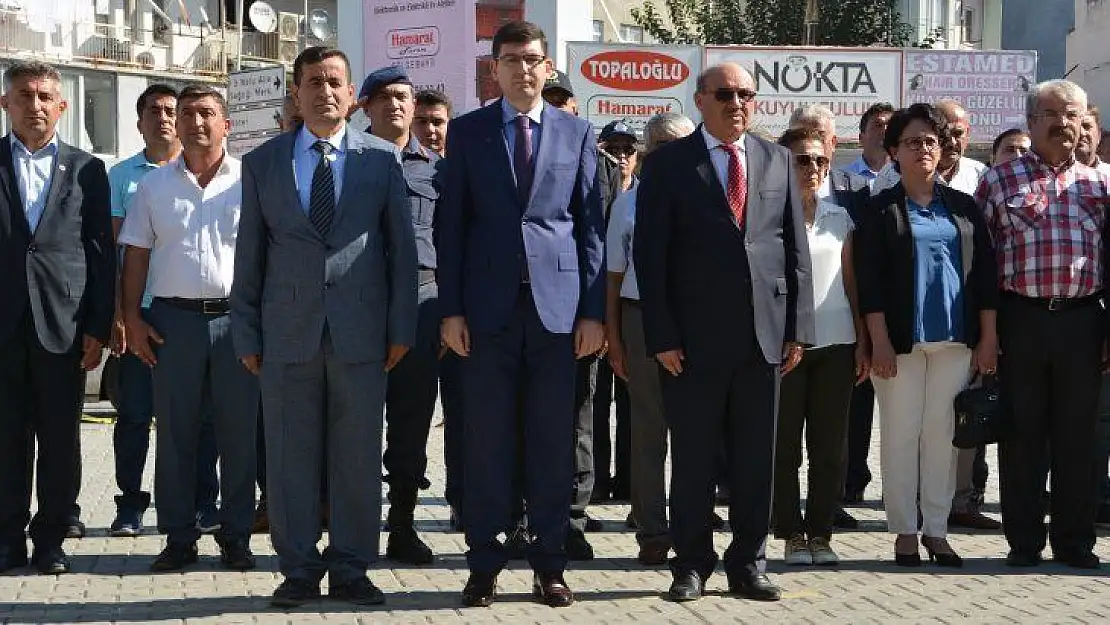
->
xmin=309 ymin=140 xmax=335 ymax=237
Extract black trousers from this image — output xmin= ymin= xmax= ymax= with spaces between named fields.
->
xmin=843 ymin=379 xmax=875 ymax=498
xmin=441 ymin=352 xmax=465 ymax=514
xmin=998 ymin=294 xmax=1103 ymax=556
xmin=568 ymin=355 xmax=597 ymax=533
xmin=662 ymin=345 xmax=779 ymax=579
xmin=0 ymin=313 xmax=84 ymax=551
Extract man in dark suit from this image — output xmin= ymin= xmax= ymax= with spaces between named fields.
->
xmin=439 ymin=21 xmax=605 ymax=609
xmin=635 ymin=63 xmax=814 ymax=602
xmin=0 ymin=60 xmax=114 ymax=574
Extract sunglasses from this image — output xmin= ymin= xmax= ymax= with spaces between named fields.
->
xmin=711 ymin=88 xmax=757 ymax=104
xmin=607 ymin=145 xmax=638 ymax=158
xmin=793 ymin=154 xmax=830 ymax=168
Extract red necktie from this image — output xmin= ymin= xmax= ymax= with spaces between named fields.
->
xmin=720 ymin=143 xmax=747 ymax=226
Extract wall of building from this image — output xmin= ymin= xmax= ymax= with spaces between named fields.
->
xmin=1002 ymin=0 xmax=1072 ymax=81
xmin=1067 ymin=0 xmax=1110 ymax=117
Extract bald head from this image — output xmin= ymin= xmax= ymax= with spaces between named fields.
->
xmin=697 ymin=63 xmax=754 ymax=92
xmin=935 ymin=99 xmax=970 ymax=168
xmin=696 ymin=63 xmax=757 ymax=143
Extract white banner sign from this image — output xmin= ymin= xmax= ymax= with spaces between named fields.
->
xmin=363 ymin=0 xmax=477 ymax=112
xmin=568 ymin=43 xmax=701 ymax=138
xmin=705 ymin=46 xmax=904 ymax=141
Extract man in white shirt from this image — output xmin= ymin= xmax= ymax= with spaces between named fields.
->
xmin=1078 ymin=106 xmax=1110 ymax=175
xmin=119 ymin=85 xmax=258 ymax=573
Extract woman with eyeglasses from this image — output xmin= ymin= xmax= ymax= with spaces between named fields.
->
xmin=854 ymin=103 xmax=998 ymax=568
xmin=771 ymin=127 xmax=868 ymax=567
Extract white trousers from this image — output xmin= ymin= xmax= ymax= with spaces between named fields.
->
xmin=872 ymin=342 xmax=971 ymax=538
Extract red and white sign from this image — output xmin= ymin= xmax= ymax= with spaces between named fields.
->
xmin=363 ymin=0 xmax=477 ymax=112
xmin=705 ymin=46 xmax=903 ymax=142
xmin=569 ymin=43 xmax=701 ymax=137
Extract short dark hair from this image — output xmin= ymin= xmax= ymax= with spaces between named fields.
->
xmin=859 ymin=102 xmax=895 ymax=134
xmin=293 ymin=46 xmax=351 ymax=86
xmin=883 ymin=103 xmax=949 ymax=153
xmin=3 ymin=60 xmax=62 ymax=90
xmin=778 ymin=127 xmax=826 ymax=149
xmin=415 ymin=89 xmax=452 ymax=115
xmin=136 ymin=83 xmax=177 ymax=118
xmin=177 ymin=84 xmax=227 ymax=117
xmin=991 ymin=128 xmax=1029 ymax=158
xmin=492 ymin=21 xmax=547 ymax=59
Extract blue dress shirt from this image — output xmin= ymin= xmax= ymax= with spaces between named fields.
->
xmin=10 ymin=132 xmax=59 ymax=232
xmin=500 ymin=98 xmax=544 ymax=186
xmin=843 ymin=155 xmax=882 ymax=182
xmin=293 ymin=124 xmax=347 ymax=214
xmin=908 ymin=195 xmax=965 ymax=344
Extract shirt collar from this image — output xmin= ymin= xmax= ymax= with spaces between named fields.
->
xmin=402 ymin=134 xmax=430 ymax=161
xmin=296 ymin=123 xmax=348 ymax=156
xmin=1028 ymin=148 xmax=1075 ymax=172
xmin=11 ymin=132 xmax=59 ymax=158
xmin=134 ymin=149 xmax=166 ymax=169
xmin=174 ymin=150 xmax=236 ymax=178
xmin=701 ymin=125 xmax=745 ymax=154
xmin=851 ymin=155 xmax=881 ymax=178
xmin=501 ymin=97 xmax=544 ymax=127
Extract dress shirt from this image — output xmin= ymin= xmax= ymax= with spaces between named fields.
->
xmin=108 ymin=150 xmax=164 ymax=308
xmin=1094 ymin=158 xmax=1110 ymax=177
xmin=118 ymin=153 xmax=242 ymax=299
xmin=293 ymin=123 xmax=347 ymax=214
xmin=907 ymin=195 xmax=964 ymax=344
xmin=701 ymin=125 xmax=748 ymax=197
xmin=817 ymin=174 xmax=832 ymax=200
xmin=501 ymin=97 xmax=544 ymax=186
xmin=605 ymin=178 xmax=640 ymax=300
xmin=807 ymin=199 xmax=856 ymax=348
xmin=844 ymin=155 xmax=884 ymax=182
xmin=10 ymin=132 xmax=59 ymax=232
xmin=976 ymin=151 xmax=1110 ymax=298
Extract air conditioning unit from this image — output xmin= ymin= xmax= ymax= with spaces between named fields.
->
xmin=278 ymin=12 xmax=300 ymax=42
xmin=278 ymin=40 xmax=298 ymax=66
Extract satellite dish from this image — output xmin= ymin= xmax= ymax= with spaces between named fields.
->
xmin=248 ymin=0 xmax=278 ymax=34
xmin=309 ymin=9 xmax=334 ymax=42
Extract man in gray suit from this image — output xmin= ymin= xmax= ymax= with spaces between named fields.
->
xmin=231 ymin=46 xmax=418 ymax=607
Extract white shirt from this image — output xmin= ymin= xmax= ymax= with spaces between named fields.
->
xmin=606 ymin=179 xmax=640 ymax=300
xmin=807 ymin=199 xmax=856 ymax=349
xmin=10 ymin=132 xmax=59 ymax=232
xmin=118 ymin=153 xmax=242 ymax=299
xmin=1094 ymin=159 xmax=1110 ymax=177
xmin=701 ymin=125 xmax=748 ymax=197
xmin=871 ymin=156 xmax=986 ymax=196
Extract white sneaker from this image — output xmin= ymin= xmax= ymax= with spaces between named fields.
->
xmin=809 ymin=537 xmax=840 ymax=566
xmin=783 ymin=535 xmax=813 ymax=565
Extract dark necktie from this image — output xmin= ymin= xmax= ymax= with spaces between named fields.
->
xmin=309 ymin=140 xmax=336 ymax=237
xmin=513 ymin=115 xmax=534 ymax=203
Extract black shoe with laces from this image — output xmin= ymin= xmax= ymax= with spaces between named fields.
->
xmin=150 ymin=541 xmax=198 ymax=571
xmin=217 ymin=537 xmax=256 ymax=570
xmin=565 ymin=528 xmax=595 ymax=561
xmin=328 ymin=577 xmax=386 ymax=605
xmin=387 ymin=528 xmax=434 ymax=565
xmin=271 ymin=578 xmax=321 ymax=607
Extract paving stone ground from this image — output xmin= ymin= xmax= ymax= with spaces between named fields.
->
xmin=1 ymin=401 xmax=1109 ymax=624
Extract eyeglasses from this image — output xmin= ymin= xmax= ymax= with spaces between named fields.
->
xmin=899 ymin=136 xmax=940 ymax=151
xmin=793 ymin=154 xmax=830 ymax=169
xmin=1033 ymin=109 xmax=1083 ymax=123
xmin=496 ymin=54 xmax=547 ymax=70
xmin=711 ymin=88 xmax=757 ymax=104
xmin=607 ymin=145 xmax=638 ymax=158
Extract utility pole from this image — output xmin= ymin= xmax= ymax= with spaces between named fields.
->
xmin=803 ymin=0 xmax=819 ymax=45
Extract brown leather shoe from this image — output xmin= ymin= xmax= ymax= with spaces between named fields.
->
xmin=533 ymin=572 xmax=574 ymax=607
xmin=948 ymin=511 xmax=1001 ymax=530
xmin=637 ymin=541 xmax=670 ymax=566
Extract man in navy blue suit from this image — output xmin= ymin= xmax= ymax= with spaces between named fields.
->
xmin=438 ymin=20 xmax=605 ymax=609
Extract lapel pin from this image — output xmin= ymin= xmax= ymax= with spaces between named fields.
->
xmin=58 ymin=164 xmax=66 ymax=171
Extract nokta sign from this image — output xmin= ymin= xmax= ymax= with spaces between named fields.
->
xmin=581 ymin=50 xmax=690 ymax=92
xmin=754 ymin=58 xmax=878 ymax=94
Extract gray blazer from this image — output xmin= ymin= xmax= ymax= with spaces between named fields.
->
xmin=231 ymin=127 xmax=418 ymax=364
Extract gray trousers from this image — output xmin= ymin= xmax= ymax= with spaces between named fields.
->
xmin=622 ymin=301 xmax=669 ymax=544
xmin=568 ymin=355 xmax=597 ymax=533
xmin=148 ymin=301 xmax=257 ymax=544
xmin=951 ymin=447 xmax=980 ymax=514
xmin=261 ymin=328 xmax=387 ymax=584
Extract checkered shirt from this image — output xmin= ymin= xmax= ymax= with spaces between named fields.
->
xmin=976 ymin=150 xmax=1110 ymax=298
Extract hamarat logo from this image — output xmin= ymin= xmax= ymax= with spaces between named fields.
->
xmin=387 ymin=27 xmax=439 ymax=59
xmin=582 ymin=50 xmax=689 ymax=92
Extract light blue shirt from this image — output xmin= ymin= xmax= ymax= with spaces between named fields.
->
xmin=908 ymin=194 xmax=965 ymax=345
xmin=500 ymin=98 xmax=544 ymax=185
xmin=10 ymin=132 xmax=59 ymax=232
xmin=109 ymin=150 xmax=164 ymax=308
xmin=843 ymin=155 xmax=883 ymax=182
xmin=293 ymin=124 xmax=347 ymax=214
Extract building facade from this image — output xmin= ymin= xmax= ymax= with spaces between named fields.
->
xmin=899 ymin=0 xmax=1002 ymax=49
xmin=1067 ymin=0 xmax=1110 ymax=117
xmin=1001 ymin=0 xmax=1071 ymax=81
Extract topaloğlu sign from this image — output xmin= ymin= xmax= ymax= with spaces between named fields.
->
xmin=568 ymin=43 xmax=702 ymax=138
xmin=704 ymin=46 xmax=903 ymax=141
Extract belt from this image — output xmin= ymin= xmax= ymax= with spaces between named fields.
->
xmin=418 ymin=268 xmax=436 ymax=284
xmin=1002 ymin=291 xmax=1102 ymax=312
xmin=620 ymin=297 xmax=641 ymax=307
xmin=155 ymin=297 xmax=230 ymax=315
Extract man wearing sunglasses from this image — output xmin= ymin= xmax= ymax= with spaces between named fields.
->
xmin=634 ymin=63 xmax=813 ymax=603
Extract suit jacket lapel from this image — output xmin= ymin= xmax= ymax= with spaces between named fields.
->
xmin=33 ymin=141 xmax=72 ymax=238
xmin=527 ymin=104 xmax=557 ymax=209
xmin=0 ymin=135 xmax=27 ymax=238
xmin=331 ymin=128 xmax=369 ymax=238
xmin=483 ymin=100 xmax=521 ymax=211
xmin=277 ymin=131 xmax=322 ymax=241
xmin=744 ymin=134 xmax=768 ymax=225
xmin=692 ymin=128 xmax=736 ymax=228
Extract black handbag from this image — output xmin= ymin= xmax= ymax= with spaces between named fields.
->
xmin=953 ymin=374 xmax=1003 ymax=449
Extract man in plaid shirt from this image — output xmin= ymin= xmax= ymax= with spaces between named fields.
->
xmin=976 ymin=79 xmax=1110 ymax=570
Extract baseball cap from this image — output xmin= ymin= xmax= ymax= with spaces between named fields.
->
xmin=599 ymin=119 xmax=636 ymax=142
xmin=542 ymin=70 xmax=574 ymax=97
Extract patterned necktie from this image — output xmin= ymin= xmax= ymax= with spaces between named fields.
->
xmin=309 ymin=140 xmax=336 ymax=237
xmin=720 ymin=143 xmax=747 ymax=227
xmin=513 ymin=115 xmax=534 ymax=202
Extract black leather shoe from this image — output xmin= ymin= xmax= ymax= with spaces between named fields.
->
xmin=565 ymin=528 xmax=595 ymax=561
xmin=667 ymin=571 xmax=704 ymax=602
xmin=387 ymin=528 xmax=434 ymax=565
xmin=66 ymin=517 xmax=86 ymax=539
xmin=150 ymin=542 xmax=198 ymax=571
xmin=0 ymin=544 xmax=28 ymax=573
xmin=462 ymin=572 xmax=498 ymax=607
xmin=948 ymin=511 xmax=1002 ymax=530
xmin=217 ymin=538 xmax=256 ymax=570
xmin=1053 ymin=550 xmax=1100 ymax=569
xmin=833 ymin=507 xmax=859 ymax=529
xmin=328 ymin=577 xmax=386 ymax=605
xmin=271 ymin=578 xmax=321 ymax=607
xmin=32 ymin=547 xmax=69 ymax=575
xmin=533 ymin=572 xmax=574 ymax=607
xmin=727 ymin=571 xmax=781 ymax=601
xmin=1005 ymin=550 xmax=1042 ymax=567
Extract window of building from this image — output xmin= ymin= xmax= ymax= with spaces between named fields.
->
xmin=961 ymin=8 xmax=976 ymax=43
xmin=591 ymin=19 xmax=603 ymax=42
xmin=0 ymin=66 xmax=117 ymax=157
xmin=619 ymin=23 xmax=643 ymax=43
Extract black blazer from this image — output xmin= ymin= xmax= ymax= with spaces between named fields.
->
xmin=855 ymin=182 xmax=998 ymax=355
xmin=634 ymin=127 xmax=814 ymax=365
xmin=0 ymin=136 xmax=114 ymax=353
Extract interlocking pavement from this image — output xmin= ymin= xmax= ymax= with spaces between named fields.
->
xmin=2 ymin=401 xmax=1109 ymax=624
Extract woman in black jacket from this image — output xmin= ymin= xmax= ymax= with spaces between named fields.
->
xmin=854 ymin=103 xmax=998 ymax=568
